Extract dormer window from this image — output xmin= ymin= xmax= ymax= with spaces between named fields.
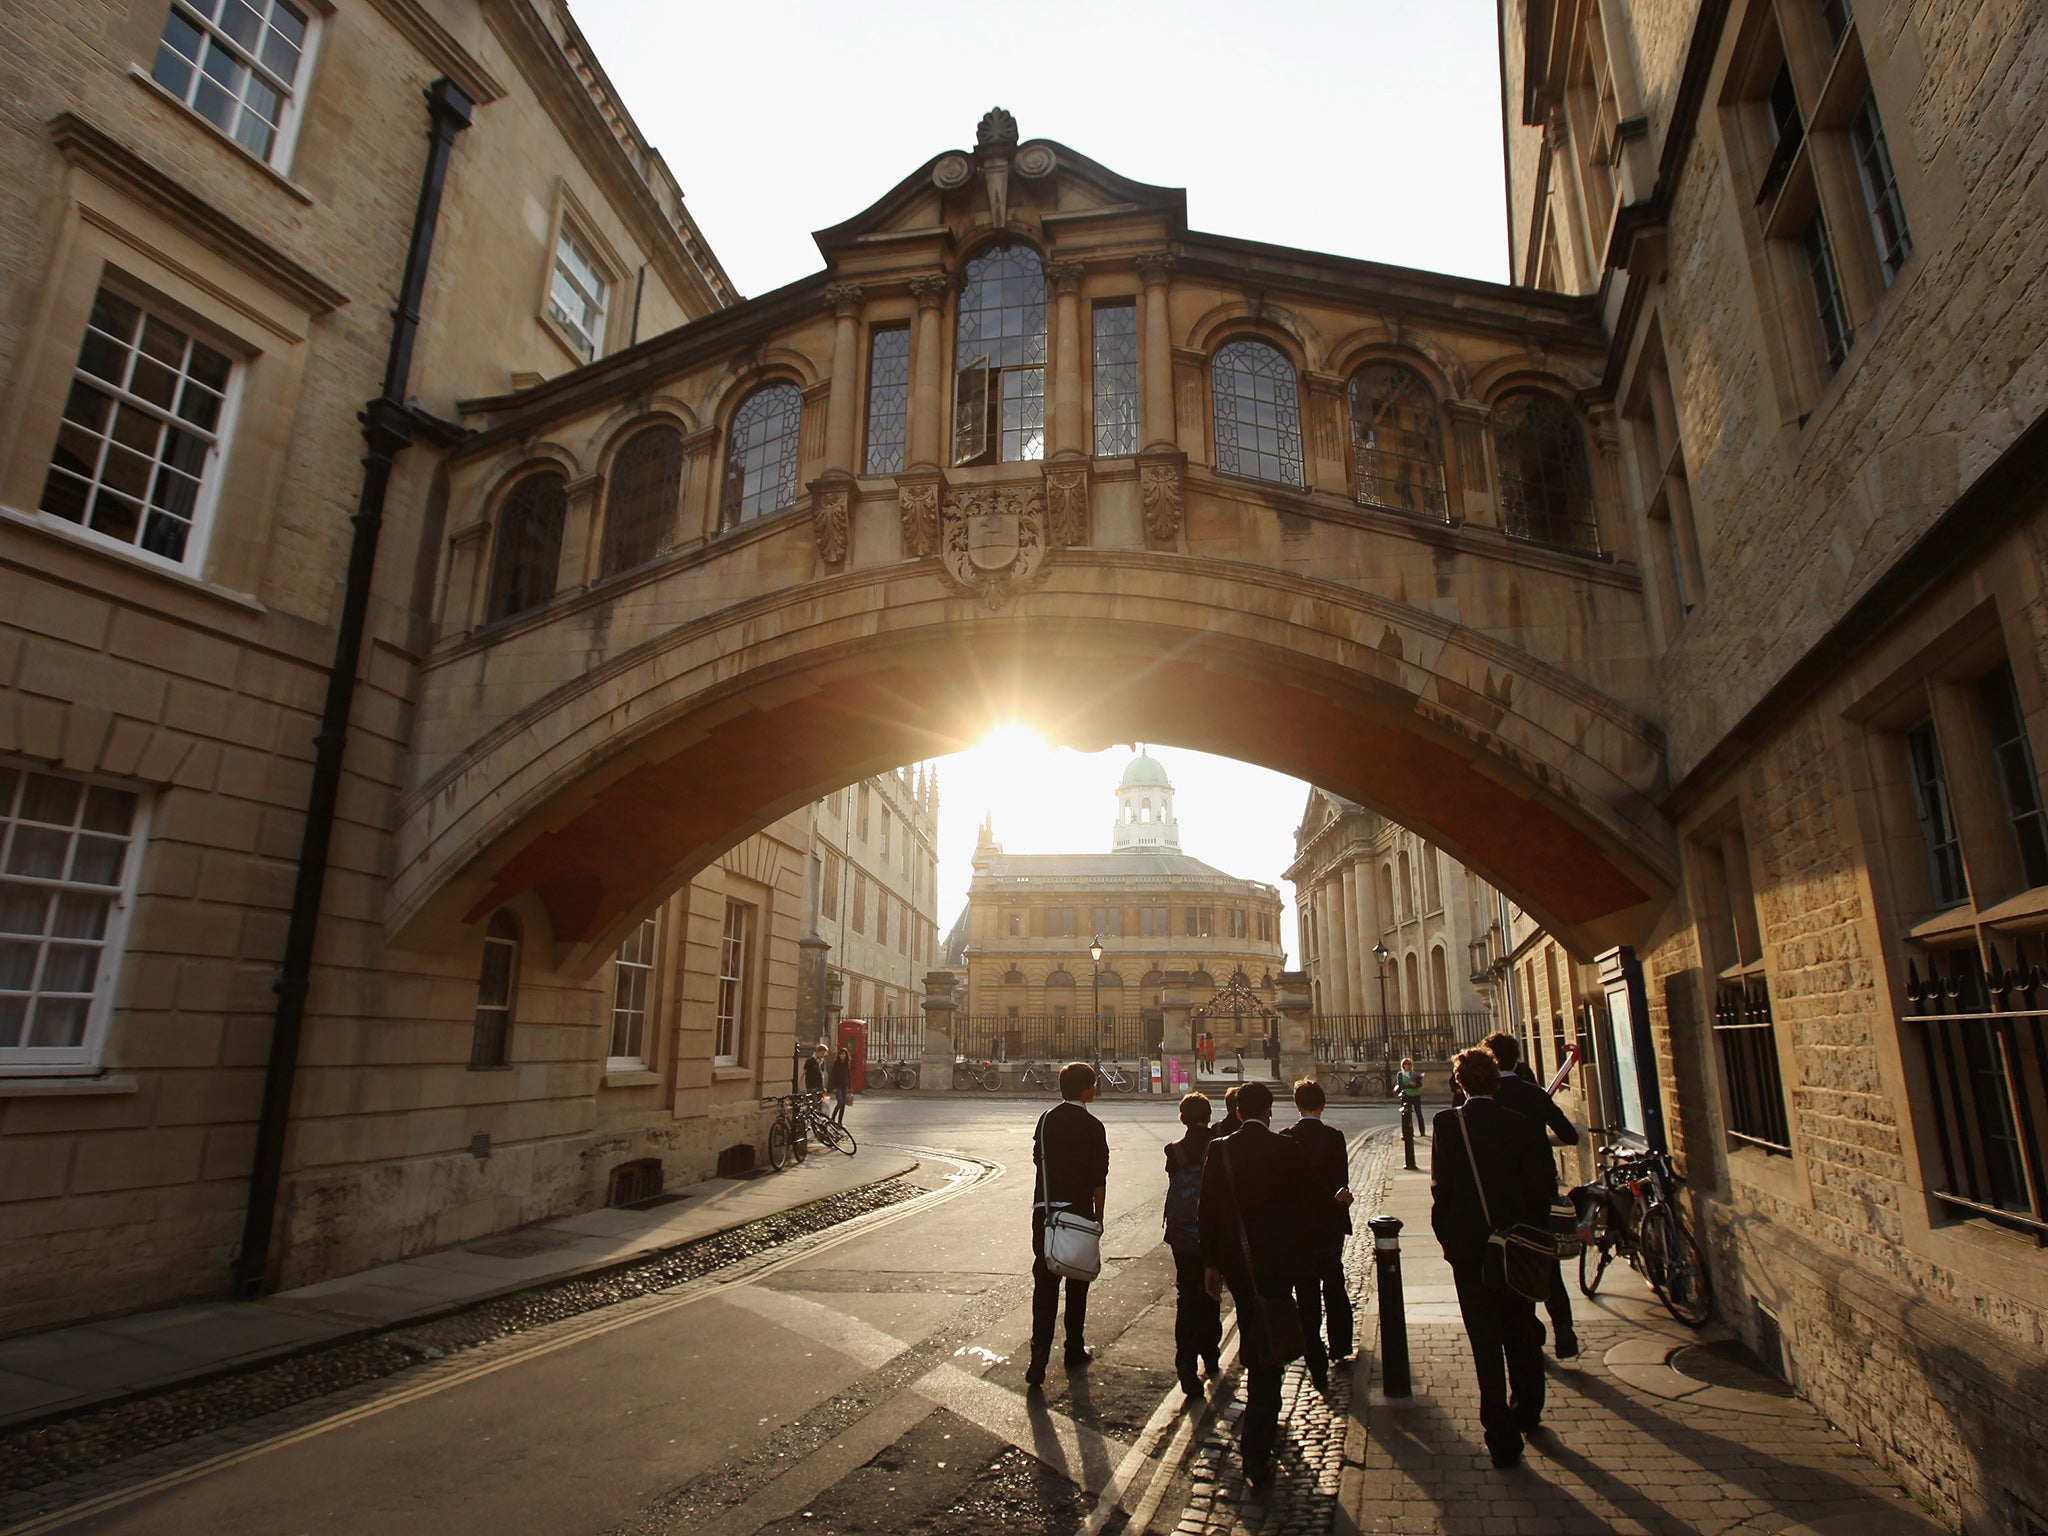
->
xmin=952 ymin=243 xmax=1046 ymax=466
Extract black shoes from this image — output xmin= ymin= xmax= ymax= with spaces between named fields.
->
xmin=1243 ymin=1455 xmax=1275 ymax=1490
xmin=1024 ymin=1353 xmax=1048 ymax=1388
xmin=1308 ymin=1362 xmax=1330 ymax=1394
xmin=1179 ymin=1366 xmax=1203 ymax=1397
xmin=1064 ymin=1345 xmax=1096 ymax=1369
xmin=1202 ymin=1353 xmax=1222 ymax=1378
xmin=1554 ymin=1331 xmax=1580 ymax=1360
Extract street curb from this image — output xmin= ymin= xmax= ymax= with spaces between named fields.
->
xmin=0 ymin=1154 xmax=920 ymax=1437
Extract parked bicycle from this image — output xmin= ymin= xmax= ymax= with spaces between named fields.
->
xmin=1018 ymin=1061 xmax=1058 ymax=1092
xmin=868 ymin=1059 xmax=919 ymax=1090
xmin=1093 ymin=1059 xmax=1137 ymax=1093
xmin=953 ymin=1057 xmax=1001 ymax=1091
xmin=796 ymin=1094 xmax=857 ymax=1156
xmin=761 ymin=1094 xmax=811 ymax=1172
xmin=1576 ymin=1134 xmax=1712 ymax=1326
xmin=1343 ymin=1064 xmax=1389 ymax=1098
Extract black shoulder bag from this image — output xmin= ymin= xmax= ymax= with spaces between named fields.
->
xmin=1455 ymin=1108 xmax=1557 ymax=1304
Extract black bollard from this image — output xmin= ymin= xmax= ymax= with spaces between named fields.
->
xmin=1368 ymin=1214 xmax=1411 ymax=1398
xmin=1401 ymin=1101 xmax=1418 ymax=1170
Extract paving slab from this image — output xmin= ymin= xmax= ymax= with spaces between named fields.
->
xmin=0 ymin=1149 xmax=916 ymax=1432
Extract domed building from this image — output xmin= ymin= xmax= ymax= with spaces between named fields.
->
xmin=958 ymin=752 xmax=1284 ymax=1065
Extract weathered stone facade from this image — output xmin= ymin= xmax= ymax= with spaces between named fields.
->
xmin=1506 ymin=1 xmax=2048 ymax=1526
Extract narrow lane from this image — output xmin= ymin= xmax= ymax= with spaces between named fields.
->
xmin=11 ymin=1095 xmax=1394 ymax=1536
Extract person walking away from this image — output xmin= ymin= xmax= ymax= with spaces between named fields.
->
xmin=1200 ymin=1080 xmax=1319 ymax=1490
xmin=1163 ymin=1091 xmax=1222 ymax=1395
xmin=1028 ymin=1061 xmax=1110 ymax=1387
xmin=1212 ymin=1083 xmax=1244 ymax=1139
xmin=1282 ymin=1078 xmax=1355 ymax=1391
xmin=828 ymin=1044 xmax=853 ymax=1124
xmin=1430 ymin=1048 xmax=1556 ymax=1468
xmin=1483 ymin=1031 xmax=1579 ymax=1358
xmin=1395 ymin=1056 xmax=1424 ymax=1139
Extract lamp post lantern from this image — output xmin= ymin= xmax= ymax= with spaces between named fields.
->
xmin=1089 ymin=937 xmax=1104 ymax=1060
xmin=1373 ymin=940 xmax=1392 ymax=1019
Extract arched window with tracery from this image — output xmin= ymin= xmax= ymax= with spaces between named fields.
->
xmin=484 ymin=471 xmax=566 ymax=624
xmin=1211 ymin=339 xmax=1304 ymax=487
xmin=601 ymin=424 xmax=683 ymax=576
xmin=1493 ymin=390 xmax=1598 ymax=554
xmin=470 ymin=909 xmax=520 ymax=1068
xmin=721 ymin=383 xmax=803 ymax=527
xmin=953 ymin=242 xmax=1047 ymax=465
xmin=1349 ymin=363 xmax=1446 ymax=517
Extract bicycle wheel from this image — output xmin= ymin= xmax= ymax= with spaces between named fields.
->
xmin=818 ymin=1117 xmax=857 ymax=1155
xmin=1115 ymin=1070 xmax=1136 ymax=1093
xmin=790 ymin=1116 xmax=809 ymax=1163
xmin=898 ymin=1065 xmax=919 ymax=1090
xmin=981 ymin=1066 xmax=1001 ymax=1091
xmin=1577 ymin=1197 xmax=1613 ymax=1296
xmin=767 ymin=1116 xmax=790 ymax=1172
xmin=1641 ymin=1203 xmax=1713 ymax=1326
xmin=952 ymin=1063 xmax=969 ymax=1090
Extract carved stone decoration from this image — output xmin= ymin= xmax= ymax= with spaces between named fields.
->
xmin=899 ymin=478 xmax=940 ymax=557
xmin=823 ymin=282 xmax=864 ymax=319
xmin=939 ymin=484 xmax=1049 ymax=609
xmin=932 ymin=152 xmax=972 ymax=191
xmin=1043 ymin=259 xmax=1084 ymax=295
xmin=976 ymin=106 xmax=1020 ymax=227
xmin=1044 ymin=464 xmax=1089 ymax=547
xmin=809 ymin=478 xmax=850 ymax=566
xmin=908 ymin=273 xmax=951 ymax=311
xmin=1014 ymin=142 xmax=1057 ymax=178
xmin=1135 ymin=251 xmax=1177 ymax=288
xmin=1139 ymin=457 xmax=1184 ymax=543
xmin=976 ymin=107 xmax=1019 ymax=154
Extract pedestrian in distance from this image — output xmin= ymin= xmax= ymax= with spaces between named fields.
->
xmin=1027 ymin=1061 xmax=1109 ymax=1387
xmin=1162 ymin=1091 xmax=1222 ymax=1396
xmin=1281 ymin=1077 xmax=1355 ymax=1392
xmin=804 ymin=1042 xmax=828 ymax=1105
xmin=828 ymin=1044 xmax=853 ymax=1124
xmin=1395 ymin=1056 xmax=1424 ymax=1137
xmin=1212 ymin=1083 xmax=1244 ymax=1139
xmin=1483 ymin=1030 xmax=1579 ymax=1358
xmin=1200 ymin=1079 xmax=1320 ymax=1491
xmin=1430 ymin=1047 xmax=1557 ymax=1468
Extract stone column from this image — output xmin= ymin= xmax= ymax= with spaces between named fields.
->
xmin=1158 ymin=969 xmax=1193 ymax=1066
xmin=906 ymin=274 xmax=950 ymax=471
xmin=821 ymin=283 xmax=864 ymax=474
xmin=919 ymin=969 xmax=957 ymax=1093
xmin=1321 ymin=879 xmax=1352 ymax=1017
xmin=1137 ymin=252 xmax=1176 ymax=451
xmin=1343 ymin=865 xmax=1370 ymax=1019
xmin=1274 ymin=970 xmax=1313 ymax=1087
xmin=555 ymin=471 xmax=603 ymax=592
xmin=1446 ymin=400 xmax=1496 ymax=528
xmin=1046 ymin=260 xmax=1085 ymax=458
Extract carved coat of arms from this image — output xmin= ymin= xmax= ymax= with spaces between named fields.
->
xmin=940 ymin=485 xmax=1047 ymax=608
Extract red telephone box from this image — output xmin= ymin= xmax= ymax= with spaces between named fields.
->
xmin=837 ymin=1018 xmax=868 ymax=1093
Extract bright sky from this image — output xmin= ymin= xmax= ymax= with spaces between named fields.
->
xmin=570 ymin=0 xmax=1513 ymax=950
xmin=925 ymin=733 xmax=1311 ymax=956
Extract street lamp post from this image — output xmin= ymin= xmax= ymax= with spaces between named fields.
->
xmin=1373 ymin=941 xmax=1392 ymax=1019
xmin=1089 ymin=937 xmax=1104 ymax=1061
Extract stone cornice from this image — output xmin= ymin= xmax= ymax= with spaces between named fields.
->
xmin=47 ymin=112 xmax=350 ymax=315
xmin=362 ymin=0 xmax=506 ymax=104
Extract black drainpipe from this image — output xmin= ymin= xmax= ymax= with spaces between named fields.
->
xmin=233 ymin=77 xmax=473 ymax=1295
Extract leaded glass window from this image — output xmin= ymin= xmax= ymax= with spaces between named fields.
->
xmin=470 ymin=910 xmax=519 ymax=1069
xmin=1804 ymin=213 xmax=1854 ymax=371
xmin=484 ymin=472 xmax=566 ymax=624
xmin=150 ymin=0 xmax=311 ymax=164
xmin=1211 ymin=340 xmax=1304 ymax=488
xmin=1092 ymin=302 xmax=1139 ymax=457
xmin=722 ymin=383 xmax=803 ymax=526
xmin=1852 ymin=91 xmax=1911 ymax=286
xmin=1348 ymin=363 xmax=1447 ymax=518
xmin=600 ymin=425 xmax=683 ymax=577
xmin=953 ymin=243 xmax=1046 ymax=465
xmin=40 ymin=288 xmax=232 ymax=566
xmin=863 ymin=326 xmax=911 ymax=476
xmin=1907 ymin=718 xmax=1966 ymax=907
xmin=1493 ymin=392 xmax=1599 ymax=554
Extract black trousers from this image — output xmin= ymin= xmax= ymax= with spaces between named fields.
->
xmin=1544 ymin=1258 xmax=1574 ymax=1346
xmin=1030 ymin=1217 xmax=1089 ymax=1359
xmin=1171 ymin=1248 xmax=1221 ymax=1372
xmin=1450 ymin=1259 xmax=1546 ymax=1460
xmin=1293 ymin=1248 xmax=1352 ymax=1368
xmin=1227 ymin=1278 xmax=1289 ymax=1468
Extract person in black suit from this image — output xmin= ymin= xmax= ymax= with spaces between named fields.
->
xmin=1027 ymin=1061 xmax=1109 ymax=1387
xmin=1484 ymin=1031 xmax=1579 ymax=1359
xmin=1211 ymin=1083 xmax=1243 ymax=1140
xmin=1200 ymin=1079 xmax=1319 ymax=1490
xmin=1281 ymin=1078 xmax=1354 ymax=1391
xmin=1430 ymin=1047 xmax=1557 ymax=1468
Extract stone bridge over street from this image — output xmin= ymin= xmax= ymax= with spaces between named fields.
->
xmin=394 ymin=115 xmax=1676 ymax=972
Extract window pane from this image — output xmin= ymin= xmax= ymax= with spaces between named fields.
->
xmin=1851 ymin=92 xmax=1912 ymax=285
xmin=1493 ymin=392 xmax=1599 ymax=552
xmin=1804 ymin=214 xmax=1854 ymax=372
xmin=862 ymin=326 xmax=911 ymax=477
xmin=1907 ymin=719 xmax=1967 ymax=906
xmin=1979 ymin=664 xmax=2048 ymax=887
xmin=722 ymin=384 xmax=803 ymax=524
xmin=600 ymin=426 xmax=684 ymax=577
xmin=485 ymin=472 xmax=567 ymax=622
xmin=1349 ymin=363 xmax=1447 ymax=517
xmin=954 ymin=244 xmax=1047 ymax=465
xmin=1211 ymin=340 xmax=1304 ymax=487
xmin=1091 ymin=302 xmax=1139 ymax=458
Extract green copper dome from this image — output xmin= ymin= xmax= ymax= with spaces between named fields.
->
xmin=1118 ymin=752 xmax=1172 ymax=789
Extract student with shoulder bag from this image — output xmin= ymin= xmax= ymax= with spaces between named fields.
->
xmin=1162 ymin=1091 xmax=1221 ymax=1396
xmin=1027 ymin=1061 xmax=1109 ymax=1388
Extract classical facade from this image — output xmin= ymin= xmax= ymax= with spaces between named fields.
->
xmin=1286 ymin=787 xmax=1500 ymax=1022
xmin=958 ymin=754 xmax=1285 ymax=1061
xmin=1502 ymin=0 xmax=2048 ymax=1525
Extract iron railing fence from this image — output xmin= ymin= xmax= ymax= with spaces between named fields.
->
xmin=1904 ymin=940 xmax=2048 ymax=1243
xmin=863 ymin=1015 xmax=926 ymax=1068
xmin=953 ymin=1013 xmax=1152 ymax=1066
xmin=1308 ymin=1012 xmax=1493 ymax=1069
xmin=1712 ymin=971 xmax=1792 ymax=1153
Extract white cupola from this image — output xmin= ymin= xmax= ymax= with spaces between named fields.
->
xmin=1112 ymin=749 xmax=1180 ymax=852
